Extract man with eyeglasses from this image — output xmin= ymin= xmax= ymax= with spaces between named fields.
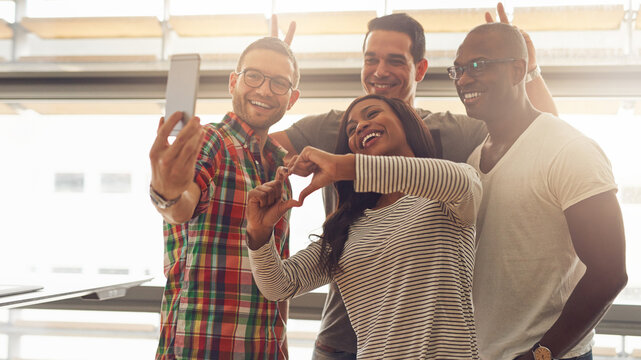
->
xmin=148 ymin=37 xmax=299 ymax=359
xmin=455 ymin=23 xmax=627 ymax=360
xmin=270 ymin=4 xmax=557 ymax=359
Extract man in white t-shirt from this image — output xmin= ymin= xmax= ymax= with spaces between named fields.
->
xmin=451 ymin=22 xmax=628 ymax=360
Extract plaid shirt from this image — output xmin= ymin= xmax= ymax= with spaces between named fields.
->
xmin=157 ymin=112 xmax=291 ymax=360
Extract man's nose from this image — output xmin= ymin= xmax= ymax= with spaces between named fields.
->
xmin=255 ymin=79 xmax=273 ymax=96
xmin=456 ymin=70 xmax=474 ymax=87
xmin=374 ymin=61 xmax=390 ymax=78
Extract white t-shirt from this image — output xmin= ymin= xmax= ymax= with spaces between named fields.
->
xmin=467 ymin=113 xmax=617 ymax=360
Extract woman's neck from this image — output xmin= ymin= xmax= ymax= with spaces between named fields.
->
xmin=373 ymin=192 xmax=404 ymax=210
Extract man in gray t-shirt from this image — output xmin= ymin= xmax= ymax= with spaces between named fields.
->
xmin=271 ymin=9 xmax=556 ymax=359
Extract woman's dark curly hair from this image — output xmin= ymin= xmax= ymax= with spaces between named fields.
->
xmin=317 ymin=94 xmax=437 ymax=275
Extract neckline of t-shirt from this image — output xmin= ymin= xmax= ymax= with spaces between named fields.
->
xmin=363 ymin=195 xmax=413 ymax=218
xmin=478 ymin=113 xmax=547 ymax=176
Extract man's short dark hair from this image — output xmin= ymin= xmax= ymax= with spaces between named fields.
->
xmin=236 ymin=37 xmax=300 ymax=88
xmin=363 ymin=13 xmax=426 ymax=64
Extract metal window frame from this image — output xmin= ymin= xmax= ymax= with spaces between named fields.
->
xmin=1 ymin=65 xmax=641 ymax=102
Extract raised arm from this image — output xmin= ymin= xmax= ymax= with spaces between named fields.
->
xmin=149 ymin=112 xmax=204 ymax=224
xmin=287 ymin=147 xmax=482 ymax=225
xmin=486 ymin=2 xmax=558 ymax=115
xmin=248 ymin=232 xmax=333 ymax=301
xmin=246 ymin=168 xmax=332 ymax=301
xmin=353 ymin=155 xmax=482 ymax=225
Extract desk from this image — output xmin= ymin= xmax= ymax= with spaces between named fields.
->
xmin=0 ymin=275 xmax=153 ymax=309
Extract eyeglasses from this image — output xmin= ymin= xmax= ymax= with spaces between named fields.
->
xmin=235 ymin=69 xmax=293 ymax=95
xmin=447 ymin=58 xmax=518 ymax=80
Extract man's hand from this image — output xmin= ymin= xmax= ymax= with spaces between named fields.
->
xmin=149 ymin=111 xmax=203 ymax=201
xmin=287 ymin=147 xmax=355 ymax=204
xmin=270 ymin=14 xmax=296 ymax=46
xmin=246 ymin=167 xmax=300 ymax=249
xmin=486 ymin=2 xmax=537 ymax=71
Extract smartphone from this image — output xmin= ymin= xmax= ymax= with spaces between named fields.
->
xmin=164 ymin=53 xmax=201 ymax=136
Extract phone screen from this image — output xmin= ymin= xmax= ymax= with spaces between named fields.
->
xmin=164 ymin=54 xmax=201 ymax=136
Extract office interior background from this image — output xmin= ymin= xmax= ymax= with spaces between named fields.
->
xmin=0 ymin=0 xmax=640 ymax=358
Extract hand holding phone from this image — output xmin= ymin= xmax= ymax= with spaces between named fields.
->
xmin=164 ymin=54 xmax=201 ymax=136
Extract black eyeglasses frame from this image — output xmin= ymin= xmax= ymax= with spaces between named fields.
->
xmin=235 ymin=69 xmax=294 ymax=95
xmin=447 ymin=58 xmax=518 ymax=80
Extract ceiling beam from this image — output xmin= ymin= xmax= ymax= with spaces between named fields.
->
xmin=1 ymin=65 xmax=641 ymax=101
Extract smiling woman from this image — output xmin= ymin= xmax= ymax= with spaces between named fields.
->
xmin=246 ymin=94 xmax=482 ymax=359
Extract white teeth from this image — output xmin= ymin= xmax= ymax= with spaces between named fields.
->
xmin=373 ymin=83 xmax=391 ymax=89
xmin=464 ymin=92 xmax=481 ymax=99
xmin=361 ymin=132 xmax=382 ymax=147
xmin=250 ymin=100 xmax=272 ymax=109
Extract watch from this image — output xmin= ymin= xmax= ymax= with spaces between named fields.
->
xmin=149 ymin=185 xmax=181 ymax=209
xmin=532 ymin=342 xmax=553 ymax=360
xmin=525 ymin=65 xmax=541 ymax=83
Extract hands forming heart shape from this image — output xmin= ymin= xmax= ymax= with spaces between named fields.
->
xmin=245 ymin=147 xmax=355 ymax=248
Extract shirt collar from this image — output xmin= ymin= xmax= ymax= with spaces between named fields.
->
xmin=222 ymin=112 xmax=287 ymax=164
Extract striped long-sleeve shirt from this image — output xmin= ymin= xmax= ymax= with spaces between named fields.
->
xmin=249 ymin=154 xmax=482 ymax=360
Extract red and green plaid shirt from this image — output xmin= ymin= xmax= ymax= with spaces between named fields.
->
xmin=157 ymin=112 xmax=291 ymax=360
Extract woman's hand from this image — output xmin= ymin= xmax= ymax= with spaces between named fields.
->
xmin=287 ymin=147 xmax=356 ymax=203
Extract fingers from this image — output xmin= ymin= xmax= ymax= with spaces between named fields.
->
xmin=270 ymin=14 xmax=278 ymax=37
xmin=283 ymin=21 xmax=296 ymax=45
xmin=288 ymin=156 xmax=316 ymax=177
xmin=288 ymin=146 xmax=327 ymax=177
xmin=496 ymin=2 xmax=510 ymax=24
xmin=150 ymin=112 xmax=182 ymax=157
xmin=156 ymin=116 xmax=165 ymax=133
xmin=161 ymin=116 xmax=202 ymax=166
xmin=281 ymin=198 xmax=302 ymax=212
xmin=275 ymin=166 xmax=289 ymax=182
xmin=251 ymin=180 xmax=285 ymax=208
xmin=270 ymin=14 xmax=296 ymax=45
xmin=150 ymin=117 xmax=168 ymax=160
xmin=286 ymin=155 xmax=298 ymax=169
xmin=175 ymin=125 xmax=205 ymax=173
xmin=298 ymin=183 xmax=320 ymax=205
xmin=158 ymin=111 xmax=184 ymax=138
xmin=484 ymin=11 xmax=494 ymax=23
xmin=486 ymin=3 xmax=510 ymax=24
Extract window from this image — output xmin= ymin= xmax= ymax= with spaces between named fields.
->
xmin=100 ymin=173 xmax=132 ymax=193
xmin=2 ymin=0 xmax=641 ymax=359
xmin=54 ymin=173 xmax=84 ymax=193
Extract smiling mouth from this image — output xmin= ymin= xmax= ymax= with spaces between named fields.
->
xmin=250 ymin=100 xmax=274 ymax=110
xmin=462 ymin=92 xmax=482 ymax=104
xmin=369 ymin=81 xmax=398 ymax=90
xmin=361 ymin=131 xmax=382 ymax=148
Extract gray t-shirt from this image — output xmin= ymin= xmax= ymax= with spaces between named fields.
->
xmin=284 ymin=108 xmax=487 ymax=353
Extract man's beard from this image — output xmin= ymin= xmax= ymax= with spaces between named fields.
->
xmin=232 ymin=93 xmax=286 ymax=131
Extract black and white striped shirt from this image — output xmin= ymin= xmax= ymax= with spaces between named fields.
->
xmin=249 ymin=154 xmax=482 ymax=359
